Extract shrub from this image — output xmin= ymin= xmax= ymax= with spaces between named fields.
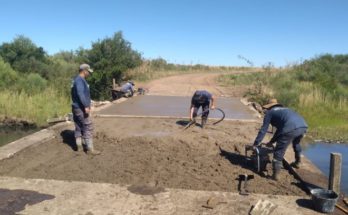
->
xmin=19 ymin=73 xmax=47 ymax=95
xmin=0 ymin=58 xmax=18 ymax=89
xmin=0 ymin=35 xmax=51 ymax=78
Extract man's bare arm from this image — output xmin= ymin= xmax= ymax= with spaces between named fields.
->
xmin=210 ymin=95 xmax=216 ymax=109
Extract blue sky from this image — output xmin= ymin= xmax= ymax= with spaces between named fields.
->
xmin=1 ymin=0 xmax=347 ymax=66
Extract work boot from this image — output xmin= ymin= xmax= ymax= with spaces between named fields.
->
xmin=291 ymin=153 xmax=302 ymax=169
xmin=272 ymin=159 xmax=282 ymax=181
xmin=75 ymin=137 xmax=83 ymax=151
xmin=201 ymin=117 xmax=207 ymax=128
xmin=84 ymin=139 xmax=101 ymax=155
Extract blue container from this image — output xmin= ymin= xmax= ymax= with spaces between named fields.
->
xmin=310 ymin=188 xmax=338 ymax=213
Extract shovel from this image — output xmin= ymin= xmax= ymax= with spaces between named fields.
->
xmin=237 ymin=174 xmax=254 ymax=196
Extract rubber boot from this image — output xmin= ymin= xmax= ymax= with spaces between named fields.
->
xmin=85 ymin=139 xmax=101 ymax=155
xmin=75 ymin=137 xmax=83 ymax=151
xmin=291 ymin=153 xmax=302 ymax=169
xmin=272 ymin=159 xmax=282 ymax=181
xmin=201 ymin=117 xmax=207 ymax=128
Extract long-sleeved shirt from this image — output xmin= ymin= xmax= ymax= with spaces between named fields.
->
xmin=121 ymin=82 xmax=134 ymax=93
xmin=71 ymin=75 xmax=91 ymax=109
xmin=254 ymin=106 xmax=308 ymax=146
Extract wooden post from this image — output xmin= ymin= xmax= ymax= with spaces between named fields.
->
xmin=112 ymin=78 xmax=116 ymax=90
xmin=328 ymin=153 xmax=342 ymax=194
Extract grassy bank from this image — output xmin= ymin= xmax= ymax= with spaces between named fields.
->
xmin=0 ymin=89 xmax=70 ymax=126
xmin=219 ymin=55 xmax=348 ymax=142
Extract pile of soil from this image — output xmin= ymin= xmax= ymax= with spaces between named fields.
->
xmin=0 ymin=118 xmax=305 ymax=196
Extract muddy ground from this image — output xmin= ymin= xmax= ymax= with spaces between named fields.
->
xmin=0 ymin=118 xmax=305 ymax=196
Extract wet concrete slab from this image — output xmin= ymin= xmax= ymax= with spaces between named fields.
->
xmin=97 ymin=95 xmax=258 ymax=120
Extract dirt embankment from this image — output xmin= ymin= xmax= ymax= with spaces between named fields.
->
xmin=0 ymin=116 xmax=36 ymax=129
xmin=0 ymin=118 xmax=305 ymax=196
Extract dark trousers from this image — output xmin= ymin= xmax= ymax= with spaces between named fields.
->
xmin=72 ymin=107 xmax=93 ymax=139
xmin=273 ymin=127 xmax=307 ymax=161
xmin=192 ymin=102 xmax=210 ymax=119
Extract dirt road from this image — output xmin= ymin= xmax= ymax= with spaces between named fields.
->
xmin=0 ymin=72 xmax=306 ymax=197
xmin=145 ymin=72 xmax=248 ymax=97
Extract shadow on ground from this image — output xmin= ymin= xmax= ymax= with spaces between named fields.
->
xmin=60 ymin=130 xmax=77 ymax=151
xmin=176 ymin=120 xmax=202 ymax=128
xmin=296 ymin=199 xmax=315 ymax=211
xmin=219 ymin=147 xmax=257 ymax=173
xmin=0 ymin=188 xmax=55 ymax=215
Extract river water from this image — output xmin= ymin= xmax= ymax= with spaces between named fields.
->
xmin=0 ymin=127 xmax=38 ymax=147
xmin=302 ymin=142 xmax=348 ymax=194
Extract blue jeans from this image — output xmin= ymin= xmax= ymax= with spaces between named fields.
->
xmin=273 ymin=127 xmax=307 ymax=161
xmin=72 ymin=107 xmax=93 ymax=139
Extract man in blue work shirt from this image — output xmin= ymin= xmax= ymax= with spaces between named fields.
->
xmin=71 ymin=64 xmax=100 ymax=155
xmin=190 ymin=90 xmax=216 ymax=128
xmin=253 ymin=99 xmax=308 ymax=180
xmin=121 ymin=81 xmax=135 ymax=97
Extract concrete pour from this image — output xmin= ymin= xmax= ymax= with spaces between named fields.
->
xmin=97 ymin=95 xmax=259 ymax=120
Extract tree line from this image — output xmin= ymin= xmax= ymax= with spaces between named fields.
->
xmin=0 ymin=32 xmax=142 ymax=100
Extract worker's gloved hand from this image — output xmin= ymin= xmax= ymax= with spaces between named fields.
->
xmin=265 ymin=142 xmax=274 ymax=148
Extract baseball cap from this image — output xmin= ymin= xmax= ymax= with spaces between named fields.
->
xmin=79 ymin=64 xmax=93 ymax=73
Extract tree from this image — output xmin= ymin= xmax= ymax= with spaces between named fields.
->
xmin=0 ymin=35 xmax=51 ymax=79
xmin=0 ymin=58 xmax=18 ymax=90
xmin=86 ymin=32 xmax=142 ymax=99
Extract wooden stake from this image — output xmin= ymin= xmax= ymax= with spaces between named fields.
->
xmin=112 ymin=78 xmax=116 ymax=90
xmin=329 ymin=153 xmax=342 ymax=194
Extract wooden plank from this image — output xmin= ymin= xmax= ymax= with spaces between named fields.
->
xmin=329 ymin=153 xmax=342 ymax=194
xmin=284 ymin=148 xmax=327 ymax=191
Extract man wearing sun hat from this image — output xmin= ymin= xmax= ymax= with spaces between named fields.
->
xmin=253 ymin=98 xmax=308 ymax=181
xmin=71 ymin=64 xmax=100 ymax=155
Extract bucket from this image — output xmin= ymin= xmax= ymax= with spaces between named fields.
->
xmin=310 ymin=188 xmax=338 ymax=213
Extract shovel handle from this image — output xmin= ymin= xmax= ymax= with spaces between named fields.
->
xmin=336 ymin=204 xmax=348 ymax=214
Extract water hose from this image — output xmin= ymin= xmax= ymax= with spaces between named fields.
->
xmin=184 ymin=108 xmax=225 ymax=130
xmin=197 ymin=108 xmax=225 ymax=125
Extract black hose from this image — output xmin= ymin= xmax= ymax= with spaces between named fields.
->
xmin=197 ymin=108 xmax=225 ymax=125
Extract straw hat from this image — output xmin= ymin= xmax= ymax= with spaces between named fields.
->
xmin=263 ymin=98 xmax=281 ymax=109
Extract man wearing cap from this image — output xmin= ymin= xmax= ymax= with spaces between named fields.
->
xmin=253 ymin=98 xmax=308 ymax=180
xmin=71 ymin=64 xmax=100 ymax=155
xmin=190 ymin=90 xmax=216 ymax=128
xmin=120 ymin=81 xmax=135 ymax=97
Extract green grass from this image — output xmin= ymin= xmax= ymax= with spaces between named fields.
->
xmin=0 ymin=88 xmax=70 ymax=126
xmin=218 ymin=56 xmax=348 ymax=142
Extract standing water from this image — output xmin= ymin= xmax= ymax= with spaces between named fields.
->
xmin=0 ymin=127 xmax=39 ymax=147
xmin=302 ymin=142 xmax=348 ymax=194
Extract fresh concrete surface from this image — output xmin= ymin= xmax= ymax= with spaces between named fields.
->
xmin=0 ymin=176 xmax=319 ymax=215
xmin=97 ymin=95 xmax=258 ymax=120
